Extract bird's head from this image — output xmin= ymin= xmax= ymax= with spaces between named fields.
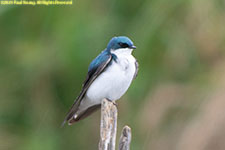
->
xmin=106 ymin=36 xmax=136 ymax=52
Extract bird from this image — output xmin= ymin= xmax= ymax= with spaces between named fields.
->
xmin=62 ymin=36 xmax=138 ymax=126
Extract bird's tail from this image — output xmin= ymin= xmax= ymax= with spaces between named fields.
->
xmin=67 ymin=104 xmax=101 ymax=125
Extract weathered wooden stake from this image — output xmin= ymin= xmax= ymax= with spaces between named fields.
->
xmin=119 ymin=126 xmax=132 ymax=150
xmin=99 ymin=99 xmax=118 ymax=150
xmin=99 ymin=99 xmax=132 ymax=150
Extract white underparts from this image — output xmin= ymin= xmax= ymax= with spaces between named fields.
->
xmin=76 ymin=48 xmax=136 ymax=115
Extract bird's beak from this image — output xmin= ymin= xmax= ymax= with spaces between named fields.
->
xmin=130 ymin=45 xmax=137 ymax=49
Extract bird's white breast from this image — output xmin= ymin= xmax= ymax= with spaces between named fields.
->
xmin=80 ymin=48 xmax=136 ymax=110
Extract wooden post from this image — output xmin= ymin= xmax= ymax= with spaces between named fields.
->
xmin=98 ymin=99 xmax=132 ymax=150
xmin=119 ymin=126 xmax=132 ymax=150
xmin=99 ymin=99 xmax=118 ymax=150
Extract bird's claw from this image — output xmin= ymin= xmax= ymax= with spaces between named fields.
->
xmin=106 ymin=99 xmax=118 ymax=108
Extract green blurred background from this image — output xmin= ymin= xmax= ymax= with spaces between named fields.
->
xmin=1 ymin=0 xmax=225 ymax=150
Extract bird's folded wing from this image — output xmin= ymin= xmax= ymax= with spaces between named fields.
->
xmin=62 ymin=52 xmax=112 ymax=126
xmin=133 ymin=59 xmax=139 ymax=80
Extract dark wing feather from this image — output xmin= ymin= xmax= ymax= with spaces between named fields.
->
xmin=133 ymin=59 xmax=139 ymax=80
xmin=68 ymin=104 xmax=101 ymax=125
xmin=62 ymin=52 xmax=112 ymax=126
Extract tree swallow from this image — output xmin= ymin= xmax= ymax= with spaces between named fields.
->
xmin=62 ymin=36 xmax=138 ymax=126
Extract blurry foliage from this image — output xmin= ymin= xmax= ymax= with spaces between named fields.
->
xmin=0 ymin=0 xmax=225 ymax=150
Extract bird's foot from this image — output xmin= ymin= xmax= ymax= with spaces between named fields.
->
xmin=106 ymin=98 xmax=118 ymax=108
xmin=112 ymin=101 xmax=118 ymax=107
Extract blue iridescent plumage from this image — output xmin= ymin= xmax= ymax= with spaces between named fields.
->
xmin=106 ymin=36 xmax=135 ymax=50
xmin=88 ymin=36 xmax=135 ymax=73
xmin=88 ymin=50 xmax=110 ymax=72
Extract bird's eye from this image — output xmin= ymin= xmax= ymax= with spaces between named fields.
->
xmin=118 ymin=42 xmax=129 ymax=48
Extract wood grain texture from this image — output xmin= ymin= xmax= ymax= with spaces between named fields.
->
xmin=119 ymin=126 xmax=132 ymax=150
xmin=99 ymin=99 xmax=117 ymax=150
